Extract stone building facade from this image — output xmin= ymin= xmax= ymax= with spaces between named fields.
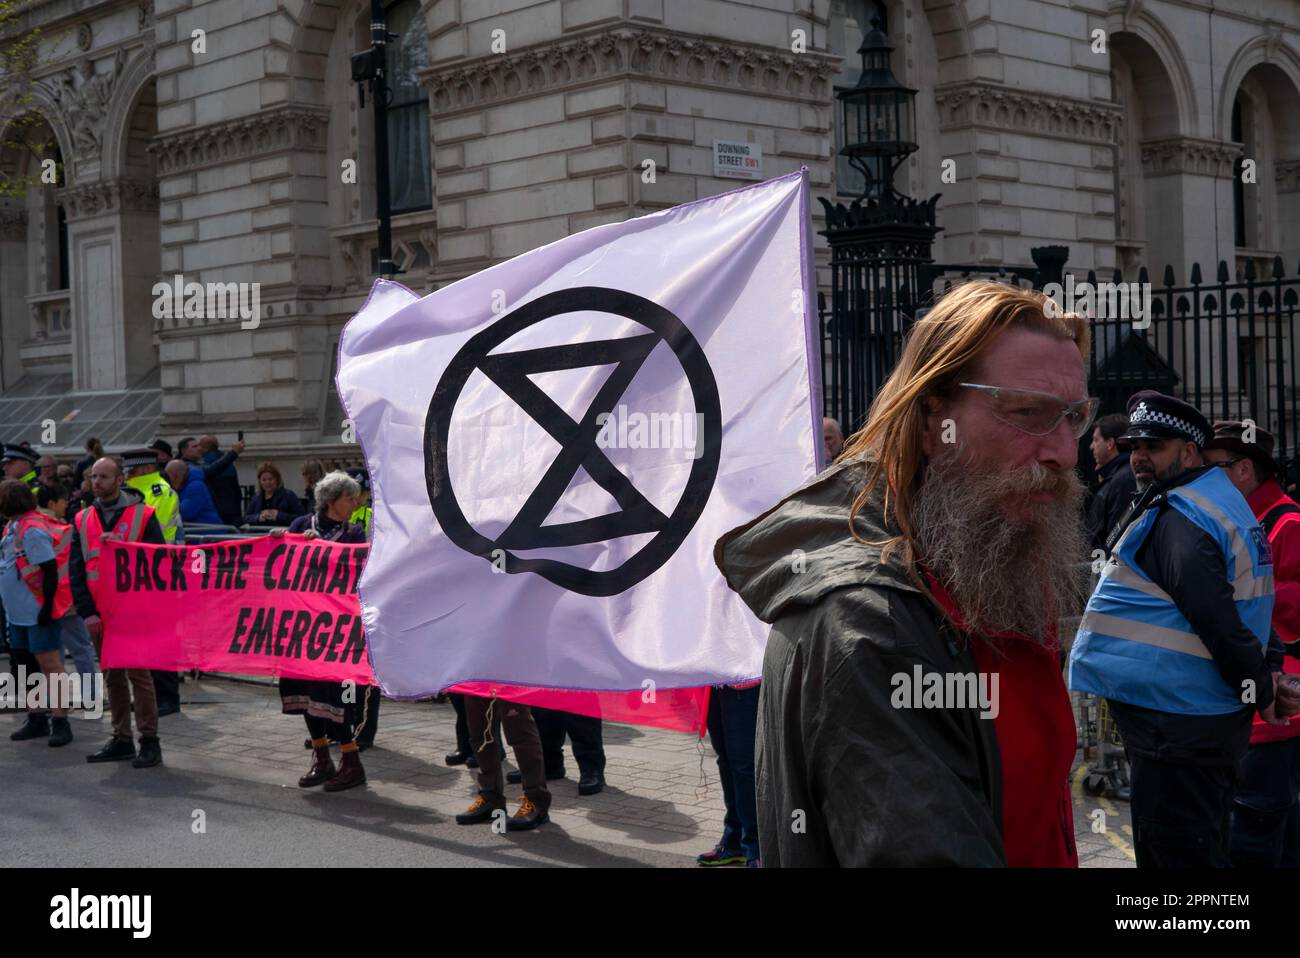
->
xmin=1 ymin=0 xmax=1298 ymax=480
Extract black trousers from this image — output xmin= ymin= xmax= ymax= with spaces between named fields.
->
xmin=449 ymin=693 xmax=471 ymax=753
xmin=1230 ymin=737 xmax=1300 ymax=867
xmin=533 ymin=706 xmax=605 ymax=777
xmin=152 ymin=671 xmax=180 ymax=709
xmin=1129 ymin=751 xmax=1238 ymax=868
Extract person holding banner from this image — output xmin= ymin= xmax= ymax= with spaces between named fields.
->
xmin=36 ymin=483 xmax=99 ymax=698
xmin=70 ymin=457 xmax=167 ymax=768
xmin=272 ymin=470 xmax=368 ymax=792
xmin=2 ymin=480 xmax=74 ymax=746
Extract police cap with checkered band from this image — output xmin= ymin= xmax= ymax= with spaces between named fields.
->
xmin=1120 ymin=390 xmax=1211 ymax=448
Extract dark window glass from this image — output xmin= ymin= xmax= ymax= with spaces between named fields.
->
xmin=385 ymin=0 xmax=432 ymax=214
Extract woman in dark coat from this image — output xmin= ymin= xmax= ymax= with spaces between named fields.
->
xmin=270 ymin=471 xmax=368 ymax=791
xmin=244 ymin=462 xmax=305 ymax=526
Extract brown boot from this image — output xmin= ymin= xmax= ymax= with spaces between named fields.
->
xmin=323 ymin=749 xmax=366 ymax=792
xmin=298 ymin=746 xmax=336 ymax=788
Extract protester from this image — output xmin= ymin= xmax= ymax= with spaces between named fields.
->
xmin=2 ymin=480 xmax=74 ymax=746
xmin=36 ymin=455 xmax=58 ymax=485
xmin=194 ymin=435 xmax=245 ymax=526
xmin=244 ymin=462 xmax=305 ymax=527
xmin=56 ymin=464 xmax=73 ymax=485
xmin=443 ymin=693 xmax=476 ymax=766
xmin=1086 ymin=412 xmax=1137 ymax=553
xmin=300 ymin=459 xmax=325 ymax=514
xmin=717 ymin=281 xmax=1097 ymax=866
xmin=36 ymin=483 xmax=98 ymax=691
xmin=1070 ymin=392 xmax=1300 ymax=867
xmin=0 ymin=444 xmax=42 ymax=701
xmin=696 ymin=682 xmax=760 ymax=866
xmin=73 ymin=438 xmax=103 ymax=488
xmin=271 ymin=471 xmax=368 ymax=791
xmin=148 ymin=439 xmax=173 ymax=466
xmin=1202 ymin=421 xmax=1300 ymax=867
xmin=69 ymin=457 xmax=167 ymax=766
xmin=165 ymin=459 xmax=223 ymax=526
xmin=823 ymin=416 xmax=844 ymax=463
xmin=456 ymin=694 xmax=551 ymax=830
xmin=509 ymin=707 xmax=607 ymax=795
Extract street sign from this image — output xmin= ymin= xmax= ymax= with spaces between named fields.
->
xmin=713 ymin=140 xmax=762 ymax=180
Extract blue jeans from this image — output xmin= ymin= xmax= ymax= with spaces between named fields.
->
xmin=1230 ymin=737 xmax=1300 ymax=867
xmin=707 ymin=685 xmax=760 ymax=864
xmin=59 ymin=614 xmax=98 ymax=681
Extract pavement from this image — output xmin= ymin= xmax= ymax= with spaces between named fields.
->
xmin=1 ymin=672 xmax=1134 ymax=867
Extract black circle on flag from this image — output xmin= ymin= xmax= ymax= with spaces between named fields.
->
xmin=424 ymin=286 xmax=722 ymax=597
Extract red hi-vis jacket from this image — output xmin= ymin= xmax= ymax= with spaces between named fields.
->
xmin=1246 ymin=478 xmax=1300 ymax=745
xmin=9 ymin=512 xmax=73 ymax=620
xmin=74 ymin=501 xmax=156 ymax=602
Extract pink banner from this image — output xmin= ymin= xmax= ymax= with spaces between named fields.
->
xmin=97 ymin=537 xmax=710 ymax=734
xmin=98 ymin=537 xmax=375 ymax=684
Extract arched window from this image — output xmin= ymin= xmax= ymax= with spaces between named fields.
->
xmin=385 ymin=0 xmax=432 ymax=214
xmin=829 ymin=0 xmax=887 ymax=198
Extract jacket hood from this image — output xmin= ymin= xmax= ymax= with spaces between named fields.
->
xmin=713 ymin=457 xmax=921 ymax=624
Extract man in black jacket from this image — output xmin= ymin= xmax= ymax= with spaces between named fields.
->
xmin=1086 ymin=412 xmax=1137 ymax=553
xmin=70 ymin=457 xmax=168 ymax=768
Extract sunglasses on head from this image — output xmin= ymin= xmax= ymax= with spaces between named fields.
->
xmin=957 ymin=383 xmax=1100 ymax=440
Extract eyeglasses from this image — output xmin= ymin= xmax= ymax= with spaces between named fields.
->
xmin=1212 ymin=458 xmax=1245 ymax=470
xmin=957 ymin=383 xmax=1100 ymax=440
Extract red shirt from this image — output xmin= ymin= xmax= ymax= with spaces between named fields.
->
xmin=923 ymin=569 xmax=1079 ymax=868
xmin=1246 ymin=479 xmax=1300 ymax=745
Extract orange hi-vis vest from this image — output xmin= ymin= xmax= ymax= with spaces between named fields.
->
xmin=74 ymin=501 xmax=155 ymax=599
xmin=8 ymin=511 xmax=73 ymax=620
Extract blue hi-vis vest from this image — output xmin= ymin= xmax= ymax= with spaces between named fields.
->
xmin=1069 ymin=466 xmax=1274 ymax=715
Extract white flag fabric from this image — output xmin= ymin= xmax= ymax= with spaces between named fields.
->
xmin=338 ymin=169 xmax=821 ymax=696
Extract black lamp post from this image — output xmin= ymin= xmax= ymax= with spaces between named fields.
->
xmin=835 ymin=17 xmax=917 ymax=199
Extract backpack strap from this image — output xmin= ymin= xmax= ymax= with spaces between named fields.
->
xmin=1261 ymin=501 xmax=1300 ymax=538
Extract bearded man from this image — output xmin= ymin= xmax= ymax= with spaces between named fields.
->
xmin=716 ymin=280 xmax=1095 ymax=866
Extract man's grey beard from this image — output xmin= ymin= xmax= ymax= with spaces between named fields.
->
xmin=911 ymin=448 xmax=1091 ymax=643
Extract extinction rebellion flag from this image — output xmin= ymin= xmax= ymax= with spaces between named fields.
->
xmin=337 ymin=170 xmax=821 ymax=720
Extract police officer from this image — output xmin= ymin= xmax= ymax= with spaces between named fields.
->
xmin=346 ymin=468 xmax=372 ymax=536
xmin=1070 ymin=391 xmax=1299 ymax=867
xmin=1 ymin=444 xmax=42 ymax=491
xmin=122 ymin=448 xmax=184 ymax=716
xmin=1203 ymin=421 xmax=1300 ymax=866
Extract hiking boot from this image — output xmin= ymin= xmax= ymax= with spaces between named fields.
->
xmin=696 ymin=844 xmax=745 ymax=867
xmin=298 ymin=746 xmax=336 ymax=788
xmin=87 ymin=737 xmax=136 ymax=763
xmin=10 ymin=713 xmax=49 ymax=741
xmin=47 ymin=718 xmax=73 ymax=748
xmin=455 ymin=795 xmax=504 ymax=825
xmin=131 ymin=736 xmax=163 ymax=768
xmin=323 ymin=750 xmax=366 ymax=792
xmin=506 ymin=796 xmax=550 ymax=831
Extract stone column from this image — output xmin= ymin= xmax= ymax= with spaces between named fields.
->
xmin=1139 ymin=136 xmax=1241 ymax=279
xmin=58 ymin=178 xmax=160 ymax=391
xmin=0 ymin=208 xmax=29 ymax=389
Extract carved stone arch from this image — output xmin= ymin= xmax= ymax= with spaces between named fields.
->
xmin=0 ymin=85 xmax=77 ymax=184
xmin=101 ymin=45 xmax=157 ymax=182
xmin=1105 ymin=10 xmax=1197 ymax=137
xmin=1217 ymin=35 xmax=1300 ymax=143
xmin=919 ymin=0 xmax=972 ymax=84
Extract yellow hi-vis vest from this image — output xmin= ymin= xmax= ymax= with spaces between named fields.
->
xmin=349 ymin=505 xmax=372 ymax=537
xmin=126 ymin=473 xmax=181 ymax=543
